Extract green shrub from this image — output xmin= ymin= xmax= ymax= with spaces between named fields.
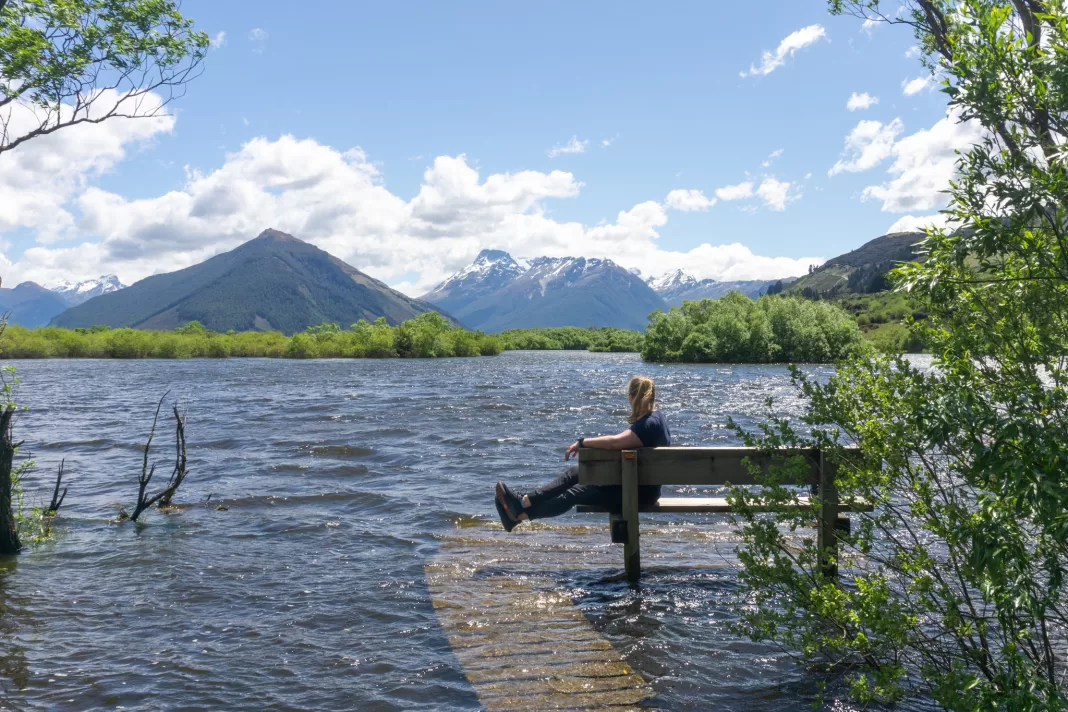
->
xmin=733 ymin=2 xmax=1068 ymax=707
xmin=642 ymin=292 xmax=863 ymax=363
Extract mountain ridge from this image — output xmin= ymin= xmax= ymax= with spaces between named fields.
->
xmin=787 ymin=231 xmax=925 ymax=296
xmin=422 ymin=250 xmax=666 ymax=332
xmin=0 ymin=281 xmax=72 ymax=328
xmin=52 ymin=229 xmax=447 ymax=333
xmin=644 ymin=269 xmax=789 ymax=306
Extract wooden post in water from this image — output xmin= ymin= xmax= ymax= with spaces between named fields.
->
xmin=0 ymin=405 xmax=21 ymax=555
xmin=816 ymin=450 xmax=839 ymax=580
xmin=621 ymin=450 xmax=641 ymax=582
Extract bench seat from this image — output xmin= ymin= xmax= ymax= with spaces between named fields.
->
xmin=576 ymin=447 xmax=867 ymax=581
xmin=577 ymin=496 xmax=873 ymax=514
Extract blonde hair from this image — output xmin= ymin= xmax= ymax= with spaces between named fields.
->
xmin=627 ymin=376 xmax=656 ymax=423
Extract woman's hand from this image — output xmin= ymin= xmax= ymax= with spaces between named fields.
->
xmin=565 ymin=440 xmax=580 ymax=460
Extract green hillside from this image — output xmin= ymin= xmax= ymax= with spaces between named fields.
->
xmin=52 ymin=230 xmax=445 ymax=334
xmin=789 ymin=231 xmax=925 ymax=297
xmin=779 ymin=231 xmax=930 ymax=353
xmin=0 ymin=282 xmax=70 ymax=328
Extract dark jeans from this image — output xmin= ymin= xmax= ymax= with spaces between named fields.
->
xmin=524 ymin=464 xmax=661 ymax=520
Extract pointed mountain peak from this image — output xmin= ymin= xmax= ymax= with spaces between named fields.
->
xmin=52 ymin=229 xmax=441 ymax=332
xmin=420 ymin=248 xmax=527 ymax=304
xmin=648 ymin=269 xmax=699 ymax=294
xmin=475 ymin=248 xmax=514 ymax=262
xmin=254 ymin=228 xmax=302 ymax=243
xmin=13 ymin=281 xmax=48 ymax=292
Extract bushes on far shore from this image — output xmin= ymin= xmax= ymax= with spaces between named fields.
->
xmin=497 ymin=326 xmax=644 ymax=352
xmin=0 ymin=313 xmax=502 ymax=359
xmin=641 ymin=292 xmax=864 ymax=363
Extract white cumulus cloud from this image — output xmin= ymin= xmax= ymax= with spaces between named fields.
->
xmin=547 ymin=136 xmax=588 ymax=158
xmin=210 ymin=31 xmax=226 ymax=49
xmin=886 ymin=213 xmax=954 ymax=234
xmin=902 ymin=76 xmax=930 ymax=96
xmin=740 ymin=24 xmax=827 ymax=77
xmin=828 ymin=118 xmax=904 ymax=175
xmin=0 ymin=132 xmax=818 ymax=292
xmin=665 ymin=189 xmax=715 ymax=212
xmin=757 ymin=177 xmax=794 ymax=211
xmin=0 ymin=89 xmax=174 ymax=244
xmin=715 ymin=182 xmax=755 ymax=201
xmin=862 ymin=108 xmax=985 ymax=212
xmin=847 ymin=92 xmax=879 ymax=111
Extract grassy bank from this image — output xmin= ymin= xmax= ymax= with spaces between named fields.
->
xmin=0 ymin=313 xmax=502 ymax=359
xmin=832 ymin=292 xmax=926 ymax=353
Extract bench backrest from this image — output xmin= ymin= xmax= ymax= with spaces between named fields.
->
xmin=577 ymin=447 xmax=827 ymax=486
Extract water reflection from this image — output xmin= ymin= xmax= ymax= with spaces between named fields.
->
xmin=0 ymin=558 xmax=30 ymax=698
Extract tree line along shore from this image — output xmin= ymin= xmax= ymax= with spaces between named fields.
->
xmin=0 ymin=293 xmax=880 ymax=363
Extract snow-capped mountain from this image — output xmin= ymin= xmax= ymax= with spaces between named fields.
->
xmin=645 ymin=269 xmax=789 ymax=307
xmin=420 ymin=250 xmax=526 ymax=318
xmin=646 ymin=269 xmax=699 ymax=300
xmin=421 ymin=251 xmax=666 ymax=332
xmin=50 ymin=275 xmax=126 ymax=306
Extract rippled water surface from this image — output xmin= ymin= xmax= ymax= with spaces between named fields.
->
xmin=0 ymin=352 xmax=929 ymax=711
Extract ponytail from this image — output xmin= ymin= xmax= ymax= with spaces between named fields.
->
xmin=627 ymin=376 xmax=655 ymax=423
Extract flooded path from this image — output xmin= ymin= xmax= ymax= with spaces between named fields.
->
xmin=0 ymin=352 xmax=931 ymax=710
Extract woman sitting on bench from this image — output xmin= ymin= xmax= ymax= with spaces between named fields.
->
xmin=494 ymin=375 xmax=671 ymax=531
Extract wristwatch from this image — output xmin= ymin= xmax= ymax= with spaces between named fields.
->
xmin=578 ymin=437 xmax=585 ymax=448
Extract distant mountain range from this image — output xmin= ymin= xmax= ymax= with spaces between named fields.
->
xmin=52 ymin=229 xmax=444 ymax=333
xmin=421 ymin=250 xmax=796 ymax=332
xmin=0 ymin=282 xmax=73 ymax=328
xmin=0 ymin=233 xmax=910 ymax=335
xmin=644 ymin=269 xmax=790 ymax=307
xmin=422 ymin=250 xmax=667 ymax=332
xmin=787 ymin=231 xmax=925 ymax=297
xmin=0 ymin=276 xmax=126 ymax=328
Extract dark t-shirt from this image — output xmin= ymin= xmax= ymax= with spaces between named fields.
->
xmin=629 ymin=410 xmax=671 ymax=448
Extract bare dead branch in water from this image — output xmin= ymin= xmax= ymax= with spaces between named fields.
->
xmin=157 ymin=405 xmax=187 ymax=509
xmin=46 ymin=459 xmax=67 ymax=516
xmin=129 ymin=392 xmax=189 ymax=522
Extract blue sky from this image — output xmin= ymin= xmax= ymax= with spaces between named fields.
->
xmin=2 ymin=0 xmax=970 ymax=295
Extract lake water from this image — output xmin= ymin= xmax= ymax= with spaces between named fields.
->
xmin=0 ymin=352 xmax=931 ymax=711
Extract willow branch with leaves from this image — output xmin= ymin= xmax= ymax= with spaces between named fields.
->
xmin=0 ymin=0 xmax=208 ymax=155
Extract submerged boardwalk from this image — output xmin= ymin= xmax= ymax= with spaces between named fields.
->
xmin=426 ymin=522 xmax=656 ymax=711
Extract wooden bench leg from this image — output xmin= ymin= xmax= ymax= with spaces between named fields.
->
xmin=817 ymin=451 xmax=839 ymax=581
xmin=621 ymin=451 xmax=640 ymax=582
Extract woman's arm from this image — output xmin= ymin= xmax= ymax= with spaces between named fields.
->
xmin=565 ymin=429 xmax=643 ymax=460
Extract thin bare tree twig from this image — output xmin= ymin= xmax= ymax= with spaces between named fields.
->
xmin=127 ymin=392 xmax=189 ymax=522
xmin=46 ymin=459 xmax=67 ymax=516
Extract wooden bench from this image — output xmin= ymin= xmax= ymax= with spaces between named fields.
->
xmin=577 ymin=446 xmax=871 ymax=582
